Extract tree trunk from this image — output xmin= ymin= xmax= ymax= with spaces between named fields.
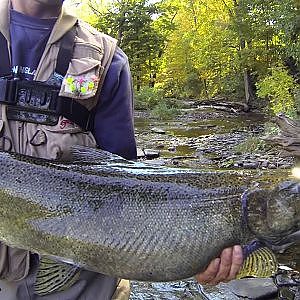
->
xmin=243 ymin=69 xmax=255 ymax=106
xmin=203 ymin=79 xmax=209 ymax=99
xmin=149 ymin=73 xmax=156 ymax=88
xmin=284 ymin=56 xmax=300 ymax=83
xmin=232 ymin=0 xmax=255 ymax=106
xmin=136 ymin=75 xmax=141 ymax=92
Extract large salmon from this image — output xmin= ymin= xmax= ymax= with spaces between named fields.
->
xmin=0 ymin=146 xmax=299 ymax=293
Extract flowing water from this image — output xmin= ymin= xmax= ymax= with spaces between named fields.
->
xmin=134 ymin=109 xmax=267 ymax=160
xmin=130 ymin=108 xmax=300 ymax=299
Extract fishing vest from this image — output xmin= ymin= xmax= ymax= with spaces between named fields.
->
xmin=0 ymin=1 xmax=130 ymax=299
xmin=0 ymin=0 xmax=117 ymax=160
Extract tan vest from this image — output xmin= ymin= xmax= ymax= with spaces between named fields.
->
xmin=0 ymin=1 xmax=130 ymax=299
xmin=0 ymin=0 xmax=117 ymax=160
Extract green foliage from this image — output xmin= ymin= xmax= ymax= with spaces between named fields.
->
xmin=256 ymin=66 xmax=297 ymax=116
xmin=233 ymin=136 xmax=267 ymax=154
xmin=71 ymin=0 xmax=299 ymax=113
xmin=294 ymin=87 xmax=300 ymax=114
xmin=231 ymin=0 xmax=299 ymax=72
xmin=157 ymin=0 xmax=299 ymax=101
xmin=157 ymin=0 xmax=241 ymax=99
xmin=263 ymin=121 xmax=280 ymax=136
xmin=134 ymin=86 xmax=180 ymax=119
xmin=134 ymin=87 xmax=165 ymax=110
xmin=151 ymin=101 xmax=179 ymax=120
xmin=91 ymin=0 xmax=175 ymax=90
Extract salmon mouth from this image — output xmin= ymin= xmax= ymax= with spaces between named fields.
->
xmin=262 ymin=229 xmax=300 ymax=252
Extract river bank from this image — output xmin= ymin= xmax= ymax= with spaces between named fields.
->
xmin=134 ymin=106 xmax=295 ymax=170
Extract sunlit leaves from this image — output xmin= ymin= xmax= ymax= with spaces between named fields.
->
xmin=66 ymin=0 xmax=299 ymax=114
xmin=159 ymin=0 xmax=299 ymax=104
xmin=256 ymin=66 xmax=297 ymax=116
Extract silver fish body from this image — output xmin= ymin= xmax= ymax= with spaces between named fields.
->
xmin=0 ymin=148 xmax=299 ymax=281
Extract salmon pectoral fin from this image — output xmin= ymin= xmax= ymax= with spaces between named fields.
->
xmin=237 ymin=242 xmax=278 ymax=279
xmin=34 ymin=257 xmax=81 ymax=296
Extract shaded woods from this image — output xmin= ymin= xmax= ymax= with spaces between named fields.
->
xmin=67 ymin=0 xmax=299 ymax=116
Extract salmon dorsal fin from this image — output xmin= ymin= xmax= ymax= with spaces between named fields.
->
xmin=34 ymin=257 xmax=81 ymax=296
xmin=69 ymin=145 xmax=131 ymax=165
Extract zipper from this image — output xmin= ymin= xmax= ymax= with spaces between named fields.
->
xmin=17 ymin=121 xmax=24 ymax=154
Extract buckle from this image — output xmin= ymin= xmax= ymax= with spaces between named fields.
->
xmin=0 ymin=78 xmax=61 ymax=125
xmin=0 ymin=78 xmax=60 ymax=110
xmin=14 ymin=80 xmax=60 ymax=112
xmin=0 ymin=78 xmax=18 ymax=104
xmin=0 ymin=78 xmax=93 ymax=130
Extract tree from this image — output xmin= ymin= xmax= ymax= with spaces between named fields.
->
xmin=90 ymin=0 xmax=173 ymax=90
xmin=158 ymin=0 xmax=242 ymax=99
xmin=231 ymin=0 xmax=299 ymax=109
xmin=67 ymin=0 xmax=299 ymax=114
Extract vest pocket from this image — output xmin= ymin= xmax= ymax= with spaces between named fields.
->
xmin=26 ymin=121 xmax=97 ymax=160
xmin=0 ymin=244 xmax=30 ymax=282
xmin=60 ymin=58 xmax=103 ymax=100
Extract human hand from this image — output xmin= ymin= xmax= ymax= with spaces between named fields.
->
xmin=195 ymin=245 xmax=243 ymax=285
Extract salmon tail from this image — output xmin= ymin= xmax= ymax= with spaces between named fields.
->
xmin=237 ymin=241 xmax=278 ymax=279
xmin=34 ymin=257 xmax=81 ymax=296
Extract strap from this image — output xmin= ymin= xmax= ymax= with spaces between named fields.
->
xmin=55 ymin=23 xmax=77 ymax=76
xmin=54 ymin=97 xmax=94 ymax=131
xmin=0 ymin=24 xmax=77 ymax=78
xmin=0 ymin=78 xmax=94 ymax=131
xmin=0 ymin=32 xmax=11 ymax=77
xmin=54 ymin=24 xmax=95 ymax=131
xmin=0 ymin=24 xmax=94 ymax=132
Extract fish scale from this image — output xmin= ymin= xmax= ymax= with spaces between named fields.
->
xmin=0 ymin=147 xmax=299 ymax=284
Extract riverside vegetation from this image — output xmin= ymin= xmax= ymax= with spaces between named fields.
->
xmin=66 ymin=0 xmax=299 ymax=119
